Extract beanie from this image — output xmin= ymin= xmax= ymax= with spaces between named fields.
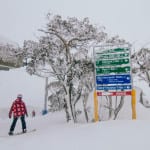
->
xmin=17 ymin=94 xmax=22 ymax=98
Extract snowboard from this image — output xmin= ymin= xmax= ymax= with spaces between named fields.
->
xmin=0 ymin=129 xmax=36 ymax=138
xmin=13 ymin=129 xmax=36 ymax=136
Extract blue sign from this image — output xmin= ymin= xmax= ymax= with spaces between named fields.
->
xmin=96 ymin=85 xmax=132 ymax=91
xmin=96 ymin=74 xmax=131 ymax=85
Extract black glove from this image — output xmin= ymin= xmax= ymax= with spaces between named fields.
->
xmin=9 ymin=114 xmax=11 ymax=119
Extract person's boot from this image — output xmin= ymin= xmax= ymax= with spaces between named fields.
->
xmin=8 ymin=131 xmax=13 ymax=136
xmin=22 ymin=129 xmax=27 ymax=133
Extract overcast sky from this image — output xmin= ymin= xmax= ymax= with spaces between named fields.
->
xmin=0 ymin=0 xmax=150 ymax=49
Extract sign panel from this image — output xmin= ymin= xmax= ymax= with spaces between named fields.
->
xmin=96 ymin=85 xmax=132 ymax=91
xmin=96 ymin=74 xmax=131 ymax=84
xmin=97 ymin=91 xmax=132 ymax=96
xmin=96 ymin=58 xmax=130 ymax=66
xmin=96 ymin=66 xmax=130 ymax=75
xmin=96 ymin=53 xmax=129 ymax=60
xmin=95 ymin=47 xmax=129 ymax=54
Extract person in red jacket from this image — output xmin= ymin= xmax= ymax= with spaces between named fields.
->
xmin=8 ymin=94 xmax=28 ymax=135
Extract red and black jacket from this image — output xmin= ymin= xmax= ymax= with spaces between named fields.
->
xmin=9 ymin=98 xmax=28 ymax=118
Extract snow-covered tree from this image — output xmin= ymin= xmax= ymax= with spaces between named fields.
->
xmin=0 ymin=43 xmax=23 ymax=68
xmin=23 ymin=13 xmax=108 ymax=122
xmin=132 ymin=48 xmax=150 ymax=108
xmin=132 ymin=48 xmax=150 ymax=85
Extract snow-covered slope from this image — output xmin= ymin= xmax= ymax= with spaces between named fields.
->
xmin=1 ymin=67 xmax=150 ymax=150
xmin=0 ymin=67 xmax=45 ymax=116
xmin=1 ymin=112 xmax=150 ymax=150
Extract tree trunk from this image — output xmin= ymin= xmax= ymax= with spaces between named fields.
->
xmin=69 ymin=84 xmax=76 ymax=123
xmin=113 ymin=96 xmax=125 ymax=120
xmin=145 ymin=71 xmax=150 ymax=87
xmin=63 ymin=98 xmax=71 ymax=122
xmin=64 ymin=85 xmax=76 ymax=122
xmin=83 ymin=94 xmax=89 ymax=122
xmin=108 ymin=96 xmax=113 ymax=119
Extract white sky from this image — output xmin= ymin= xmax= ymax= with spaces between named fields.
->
xmin=0 ymin=0 xmax=150 ymax=48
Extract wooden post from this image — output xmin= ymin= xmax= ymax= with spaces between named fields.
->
xmin=94 ymin=90 xmax=99 ymax=122
xmin=131 ymin=89 xmax=136 ymax=119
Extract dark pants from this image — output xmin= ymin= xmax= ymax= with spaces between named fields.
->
xmin=9 ymin=115 xmax=26 ymax=132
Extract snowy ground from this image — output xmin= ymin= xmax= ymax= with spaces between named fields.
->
xmin=1 ymin=113 xmax=150 ymax=150
xmin=1 ymin=68 xmax=150 ymax=150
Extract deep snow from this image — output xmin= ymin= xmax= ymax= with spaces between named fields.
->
xmin=1 ymin=68 xmax=150 ymax=150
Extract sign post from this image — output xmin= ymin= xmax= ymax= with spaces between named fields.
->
xmin=94 ymin=90 xmax=99 ymax=122
xmin=131 ymin=89 xmax=136 ymax=119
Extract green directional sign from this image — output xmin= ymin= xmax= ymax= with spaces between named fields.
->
xmin=96 ymin=66 xmax=130 ymax=75
xmin=96 ymin=47 xmax=129 ymax=54
xmin=96 ymin=53 xmax=129 ymax=60
xmin=96 ymin=58 xmax=130 ymax=66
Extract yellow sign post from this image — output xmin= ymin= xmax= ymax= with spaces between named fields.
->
xmin=94 ymin=90 xmax=99 ymax=122
xmin=131 ymin=89 xmax=136 ymax=119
